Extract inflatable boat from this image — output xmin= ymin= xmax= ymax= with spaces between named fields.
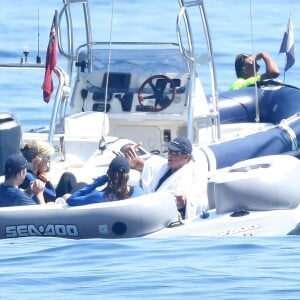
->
xmin=148 ymin=155 xmax=300 ymax=238
xmin=1 ymin=1 xmax=300 ymax=239
xmin=0 ymin=192 xmax=179 ymax=239
xmin=201 ymin=83 xmax=300 ymax=172
xmin=0 ymin=155 xmax=300 ymax=239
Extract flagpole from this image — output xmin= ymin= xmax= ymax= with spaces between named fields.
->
xmin=36 ymin=9 xmax=41 ymax=64
xmin=249 ymin=0 xmax=260 ymax=122
xmin=279 ymin=14 xmax=295 ymax=81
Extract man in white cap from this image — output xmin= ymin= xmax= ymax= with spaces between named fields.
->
xmin=123 ymin=137 xmax=208 ymax=220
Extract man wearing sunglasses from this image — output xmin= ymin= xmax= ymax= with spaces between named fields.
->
xmin=123 ymin=137 xmax=208 ymax=220
xmin=230 ymin=52 xmax=280 ymax=90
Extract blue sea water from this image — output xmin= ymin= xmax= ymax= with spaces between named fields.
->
xmin=1 ymin=1 xmax=300 ymax=299
xmin=2 ymin=236 xmax=300 ymax=299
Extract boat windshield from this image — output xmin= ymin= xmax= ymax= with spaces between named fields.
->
xmin=89 ymin=48 xmax=188 ymax=74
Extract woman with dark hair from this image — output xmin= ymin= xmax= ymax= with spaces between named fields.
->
xmin=67 ymin=156 xmax=144 ymax=206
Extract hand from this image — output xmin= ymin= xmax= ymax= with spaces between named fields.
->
xmin=38 ymin=173 xmax=48 ymax=183
xmin=30 ymin=179 xmax=45 ymax=195
xmin=32 ymin=157 xmax=50 ymax=178
xmin=122 ymin=143 xmax=145 ymax=171
xmin=255 ymin=52 xmax=280 ymax=80
xmin=255 ymin=52 xmax=271 ymax=61
xmin=38 ymin=157 xmax=50 ymax=174
xmin=94 ymin=175 xmax=108 ymax=187
xmin=32 ymin=157 xmax=42 ymax=175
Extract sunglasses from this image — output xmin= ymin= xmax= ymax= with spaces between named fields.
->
xmin=168 ymin=150 xmax=188 ymax=156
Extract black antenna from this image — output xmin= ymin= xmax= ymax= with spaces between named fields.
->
xmin=36 ymin=9 xmax=41 ymax=63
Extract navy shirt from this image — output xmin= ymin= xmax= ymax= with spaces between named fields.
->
xmin=0 ymin=184 xmax=37 ymax=207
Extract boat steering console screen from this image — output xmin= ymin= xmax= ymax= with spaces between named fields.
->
xmin=102 ymin=72 xmax=131 ymax=93
xmin=92 ymin=72 xmax=133 ymax=112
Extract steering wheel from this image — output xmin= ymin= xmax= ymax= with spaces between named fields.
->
xmin=137 ymin=74 xmax=176 ymax=112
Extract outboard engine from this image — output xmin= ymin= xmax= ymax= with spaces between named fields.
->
xmin=0 ymin=113 xmax=22 ymax=175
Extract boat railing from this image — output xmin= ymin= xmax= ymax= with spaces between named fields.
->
xmin=177 ymin=0 xmax=220 ymax=143
xmin=55 ymin=0 xmax=222 ymax=148
xmin=0 ymin=62 xmax=70 ymax=144
xmin=0 ymin=63 xmax=45 ymax=70
xmin=48 ymin=66 xmax=71 ymax=144
xmin=59 ymin=0 xmax=92 ymax=76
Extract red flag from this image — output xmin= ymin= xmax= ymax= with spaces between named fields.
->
xmin=42 ymin=11 xmax=58 ymax=103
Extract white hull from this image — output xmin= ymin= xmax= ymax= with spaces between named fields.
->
xmin=1 ymin=1 xmax=300 ymax=239
xmin=0 ymin=196 xmax=299 ymax=240
xmin=148 ymin=207 xmax=300 ymax=238
xmin=1 ymin=155 xmax=300 ymax=239
xmin=0 ymin=192 xmax=179 ymax=239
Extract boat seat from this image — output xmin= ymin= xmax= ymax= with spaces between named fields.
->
xmin=64 ymin=111 xmax=109 ymax=139
xmin=62 ymin=111 xmax=110 ymax=163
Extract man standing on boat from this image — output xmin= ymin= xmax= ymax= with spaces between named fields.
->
xmin=230 ymin=52 xmax=280 ymax=90
xmin=123 ymin=137 xmax=208 ymax=220
xmin=0 ymin=154 xmax=46 ymax=206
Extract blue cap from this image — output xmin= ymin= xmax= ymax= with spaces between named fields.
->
xmin=109 ymin=156 xmax=130 ymax=173
xmin=168 ymin=137 xmax=192 ymax=154
xmin=5 ymin=154 xmax=27 ymax=176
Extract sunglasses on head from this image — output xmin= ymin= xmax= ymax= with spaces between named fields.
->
xmin=240 ymin=54 xmax=252 ymax=64
xmin=241 ymin=53 xmax=251 ymax=58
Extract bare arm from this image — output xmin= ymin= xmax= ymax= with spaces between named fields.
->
xmin=256 ymin=52 xmax=280 ymax=80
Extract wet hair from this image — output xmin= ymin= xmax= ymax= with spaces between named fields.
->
xmin=105 ymin=167 xmax=130 ymax=200
xmin=21 ymin=140 xmax=54 ymax=162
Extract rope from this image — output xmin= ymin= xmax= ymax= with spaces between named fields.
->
xmin=249 ymin=0 xmax=260 ymax=122
xmin=279 ymin=119 xmax=299 ymax=151
xmin=99 ymin=0 xmax=115 ymax=149
xmin=104 ymin=0 xmax=115 ymax=111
